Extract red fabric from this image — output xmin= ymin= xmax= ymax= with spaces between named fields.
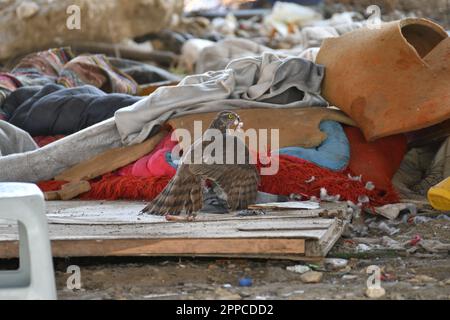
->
xmin=37 ymin=180 xmax=67 ymax=191
xmin=80 ymin=174 xmax=171 ymax=201
xmin=38 ymin=174 xmax=171 ymax=201
xmin=37 ymin=155 xmax=398 ymax=206
xmin=259 ymin=154 xmax=399 ymax=207
xmin=344 ymin=126 xmax=407 ymax=191
xmin=118 ymin=132 xmax=177 ymax=178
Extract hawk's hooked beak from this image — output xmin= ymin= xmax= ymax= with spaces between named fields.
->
xmin=233 ymin=119 xmax=244 ymax=130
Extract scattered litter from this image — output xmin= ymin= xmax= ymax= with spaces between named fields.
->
xmin=356 ymin=243 xmax=372 ymax=252
xmin=418 ymin=239 xmax=450 ymax=253
xmin=281 ymin=290 xmax=305 ymax=297
xmin=357 ymin=195 xmax=370 ymax=205
xmin=264 ymin=2 xmax=322 ymax=36
xmin=347 ymin=200 xmax=362 ymax=219
xmin=409 ymin=235 xmax=422 ymax=246
xmin=305 ymin=176 xmax=316 ymax=183
xmin=365 ymin=182 xmax=375 ymax=191
xmin=342 ymin=275 xmax=358 ymax=281
xmin=376 ymin=222 xmax=400 ymax=236
xmin=320 ymin=188 xmax=341 ymax=202
xmin=215 ymin=288 xmax=241 ymax=300
xmin=409 ymin=275 xmax=438 ymax=284
xmin=324 ymin=258 xmax=348 ymax=271
xmin=374 ymin=203 xmax=417 ymax=220
xmin=307 ymin=263 xmax=324 ymax=271
xmin=238 ymin=278 xmax=253 ymax=287
xmin=286 ymin=265 xmax=311 ymax=274
xmin=223 ymin=284 xmax=232 ymax=289
xmin=410 ymin=216 xmax=432 ymax=225
xmin=347 ymin=174 xmax=362 ymax=182
xmin=427 ymin=177 xmax=450 ymax=211
xmin=236 ymin=209 xmax=266 ymax=217
xmin=300 ymin=271 xmax=323 ymax=284
xmin=143 ymin=292 xmax=182 ymax=299
xmin=381 ymin=236 xmax=404 ymax=250
xmin=436 ymin=214 xmax=450 ymax=221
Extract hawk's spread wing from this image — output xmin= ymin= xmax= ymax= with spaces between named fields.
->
xmin=189 ymin=134 xmax=260 ymax=211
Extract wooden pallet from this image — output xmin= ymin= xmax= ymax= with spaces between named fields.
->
xmin=0 ymin=201 xmax=349 ymax=261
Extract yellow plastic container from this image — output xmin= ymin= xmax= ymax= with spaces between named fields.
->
xmin=428 ymin=177 xmax=450 ymax=211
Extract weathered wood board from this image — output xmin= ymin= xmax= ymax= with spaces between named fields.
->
xmin=0 ymin=201 xmax=348 ymax=260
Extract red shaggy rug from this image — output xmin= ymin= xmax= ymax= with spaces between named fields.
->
xmin=38 ymin=154 xmax=398 ymax=207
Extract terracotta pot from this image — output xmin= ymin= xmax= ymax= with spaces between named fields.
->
xmin=317 ymin=18 xmax=450 ymax=141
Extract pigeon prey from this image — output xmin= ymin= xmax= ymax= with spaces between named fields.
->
xmin=141 ymin=110 xmax=260 ymax=219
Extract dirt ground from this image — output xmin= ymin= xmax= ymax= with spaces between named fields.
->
xmin=50 ymin=215 xmax=449 ymax=300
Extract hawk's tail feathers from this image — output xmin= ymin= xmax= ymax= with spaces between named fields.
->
xmin=140 ymin=173 xmax=202 ymax=216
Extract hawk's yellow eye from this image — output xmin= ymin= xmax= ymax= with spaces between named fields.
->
xmin=228 ymin=114 xmax=234 ymax=119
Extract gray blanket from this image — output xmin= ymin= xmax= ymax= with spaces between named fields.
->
xmin=0 ymin=52 xmax=326 ymax=182
xmin=115 ymin=52 xmax=326 ymax=145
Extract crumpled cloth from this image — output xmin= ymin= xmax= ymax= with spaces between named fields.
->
xmin=115 ymin=52 xmax=327 ymax=145
xmin=0 ymin=120 xmax=38 ymax=156
xmin=278 ymin=121 xmax=350 ymax=171
xmin=57 ymin=54 xmax=138 ymax=94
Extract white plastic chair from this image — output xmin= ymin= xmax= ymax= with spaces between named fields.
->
xmin=0 ymin=183 xmax=57 ymax=300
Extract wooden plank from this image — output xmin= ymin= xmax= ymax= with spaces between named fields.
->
xmin=45 ymin=181 xmax=91 ymax=201
xmin=0 ymin=218 xmax=334 ymax=241
xmin=43 ymin=200 xmax=347 ymax=225
xmin=0 ymin=201 xmax=347 ymax=259
xmin=238 ymin=226 xmax=330 ymax=232
xmin=305 ymin=218 xmax=344 ymax=257
xmin=249 ymin=201 xmax=320 ymax=210
xmin=55 ymin=130 xmax=167 ymax=181
xmin=0 ymin=238 xmax=305 ymax=259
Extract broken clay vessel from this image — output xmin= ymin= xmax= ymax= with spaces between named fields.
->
xmin=317 ymin=18 xmax=450 ymax=141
